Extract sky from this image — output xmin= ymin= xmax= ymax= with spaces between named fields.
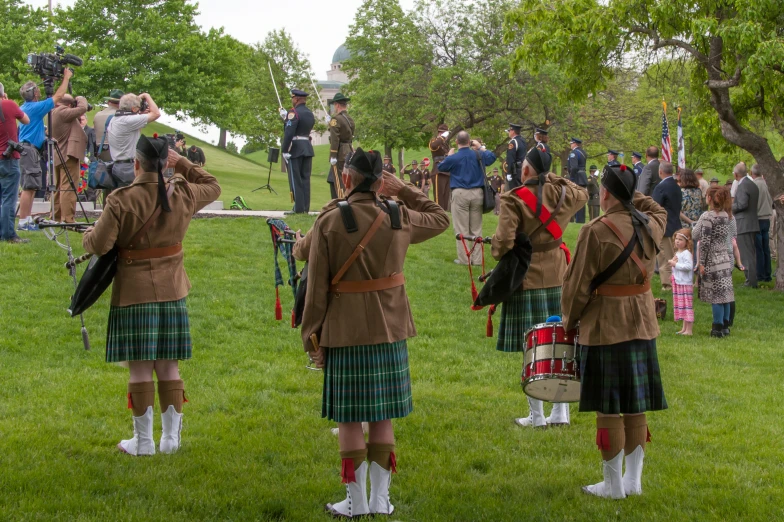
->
xmin=23 ymin=0 xmax=417 ymax=145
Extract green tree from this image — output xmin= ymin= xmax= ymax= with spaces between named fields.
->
xmin=0 ymin=0 xmax=53 ymax=99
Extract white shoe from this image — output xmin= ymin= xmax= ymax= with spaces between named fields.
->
xmin=582 ymin=450 xmax=626 ymax=499
xmin=515 ymin=397 xmax=546 ymax=428
xmin=546 ymin=403 xmax=570 ymax=426
xmin=622 ymin=445 xmax=645 ymax=495
xmin=368 ymin=461 xmax=395 ymax=515
xmin=160 ymin=405 xmax=183 ymax=454
xmin=117 ymin=406 xmax=155 ymax=456
xmin=325 ymin=461 xmax=369 ymax=517
xmin=331 ymin=427 xmax=340 ymax=436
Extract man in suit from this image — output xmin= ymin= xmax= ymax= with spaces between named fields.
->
xmin=651 ymin=161 xmax=682 ymax=291
xmin=281 ymin=88 xmax=315 ymax=213
xmin=732 ymin=162 xmax=760 ymax=287
xmin=51 ymin=93 xmax=89 ymax=222
xmin=636 ymin=146 xmax=661 ymax=197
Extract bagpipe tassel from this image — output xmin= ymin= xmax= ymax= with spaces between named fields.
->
xmin=560 ymin=243 xmax=572 ymax=265
xmin=485 ymin=305 xmax=497 ymax=337
xmin=471 ymin=282 xmax=479 ymax=303
xmin=274 ymin=287 xmax=283 ymax=321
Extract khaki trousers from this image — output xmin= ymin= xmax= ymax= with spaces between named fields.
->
xmin=54 ymin=158 xmax=79 ymax=223
xmin=656 ymin=235 xmax=675 ymax=288
xmin=452 ymin=187 xmax=484 ymax=265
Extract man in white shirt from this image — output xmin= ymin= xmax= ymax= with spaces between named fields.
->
xmin=107 ymin=93 xmax=161 ymax=187
xmin=695 ymin=168 xmax=709 ymax=202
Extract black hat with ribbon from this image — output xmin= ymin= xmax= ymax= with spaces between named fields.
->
xmin=137 ymin=134 xmax=171 ymax=212
xmin=524 ymin=146 xmax=553 ymax=218
xmin=602 ymin=163 xmax=653 ymax=248
xmin=347 ymin=147 xmax=383 ymax=194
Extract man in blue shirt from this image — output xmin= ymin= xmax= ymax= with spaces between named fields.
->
xmin=16 ymin=70 xmax=72 ymax=231
xmin=437 ymin=130 xmax=496 ymax=265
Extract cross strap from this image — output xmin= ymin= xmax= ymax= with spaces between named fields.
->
xmin=330 ymin=210 xmax=388 ymax=287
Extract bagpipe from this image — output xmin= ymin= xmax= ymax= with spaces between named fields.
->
xmin=456 ymin=232 xmax=533 ymax=338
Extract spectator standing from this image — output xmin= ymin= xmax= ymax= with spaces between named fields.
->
xmin=652 ymin=161 xmax=682 ymax=291
xmin=693 ymin=187 xmax=738 ymax=337
xmin=751 ymin=164 xmax=773 ymax=282
xmin=669 ymin=229 xmax=694 ymax=335
xmin=488 ymin=167 xmax=503 ymax=215
xmin=80 ymin=114 xmax=95 ymax=161
xmin=93 ymin=89 xmax=123 ymax=161
xmin=695 ymin=168 xmax=709 ymax=205
xmin=187 ymin=145 xmax=205 ymax=166
xmin=108 ymin=93 xmax=161 ymax=187
xmin=16 ymin=70 xmax=72 ymax=231
xmin=51 ymin=93 xmax=88 ymax=223
xmin=731 ymin=162 xmax=759 ymax=287
xmin=678 ymin=168 xmax=702 ymax=229
xmin=437 ymin=131 xmax=496 ymax=265
xmin=636 ymin=146 xmax=660 ymax=196
xmin=0 ymin=83 xmax=31 ymax=242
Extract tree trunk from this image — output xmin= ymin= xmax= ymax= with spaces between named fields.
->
xmin=397 ymin=148 xmax=405 ymax=179
xmin=218 ymin=128 xmax=227 ymax=149
xmin=384 ymin=143 xmax=392 ymax=158
xmin=558 ymin=149 xmax=570 ymax=177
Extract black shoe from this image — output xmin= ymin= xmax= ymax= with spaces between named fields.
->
xmin=710 ymin=324 xmax=724 ymax=338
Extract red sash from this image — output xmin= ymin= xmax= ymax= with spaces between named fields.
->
xmin=514 ymin=185 xmax=571 ymax=263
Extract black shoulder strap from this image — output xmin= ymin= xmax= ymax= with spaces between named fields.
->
xmin=589 ymin=232 xmax=638 ymax=294
xmin=337 ymin=201 xmax=358 ymax=233
xmin=384 ymin=200 xmax=402 ymax=230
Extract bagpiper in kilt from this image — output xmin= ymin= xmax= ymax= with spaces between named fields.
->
xmin=561 ymin=164 xmax=667 ymax=499
xmin=83 ymin=135 xmax=221 ymax=457
xmin=298 ymin=148 xmax=449 ymax=518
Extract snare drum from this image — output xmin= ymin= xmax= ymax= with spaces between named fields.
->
xmin=521 ymin=322 xmax=580 ymax=402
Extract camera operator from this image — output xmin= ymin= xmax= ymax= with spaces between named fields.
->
xmin=174 ymin=133 xmax=186 ymax=156
xmin=107 ymin=93 xmax=161 ymax=186
xmin=187 ymin=144 xmax=205 ymax=167
xmin=93 ymin=89 xmax=123 ymax=161
xmin=51 ymin=91 xmax=89 ymax=223
xmin=0 ymin=82 xmax=31 ymax=243
xmin=16 ymin=69 xmax=72 ymax=231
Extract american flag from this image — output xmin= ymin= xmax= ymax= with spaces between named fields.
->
xmin=661 ymin=101 xmax=672 ymax=162
xmin=676 ymin=107 xmax=685 ymax=169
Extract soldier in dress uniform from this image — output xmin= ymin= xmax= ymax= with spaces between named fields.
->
xmin=606 ymin=149 xmax=621 ymax=167
xmin=328 ymin=92 xmax=355 ymax=199
xmin=280 ymin=88 xmax=315 ymax=213
xmin=421 ymin=159 xmax=432 ymax=198
xmin=534 ymin=127 xmax=550 ymax=153
xmin=568 ymin=137 xmax=588 ymax=223
xmin=429 ymin=124 xmax=452 ymax=210
xmin=489 ymin=167 xmax=504 ymax=215
xmin=402 ymin=160 xmax=425 ymax=190
xmin=299 ymin=148 xmax=449 ymax=517
xmin=492 ymin=147 xmax=588 ymax=429
xmin=561 ymin=164 xmax=667 ymax=499
xmin=587 ymin=165 xmax=601 ymax=221
xmin=382 ymin=155 xmax=397 ymax=178
xmin=505 ymin=123 xmax=526 ymax=190
xmin=632 ymin=152 xmax=644 ymax=178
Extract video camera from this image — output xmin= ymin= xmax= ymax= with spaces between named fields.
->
xmin=2 ymin=141 xmax=27 ymax=159
xmin=27 ymin=46 xmax=83 ymax=80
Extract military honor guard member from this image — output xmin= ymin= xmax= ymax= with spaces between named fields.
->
xmin=533 ymin=127 xmax=550 ymax=153
xmin=328 ymin=92 xmax=355 ymax=199
xmin=491 ymin=147 xmax=588 ymax=428
xmin=606 ymin=149 xmax=621 ymax=167
xmin=83 ymin=136 xmax=221 ymax=456
xmin=632 ymin=151 xmax=644 ymax=178
xmin=429 ymin=124 xmax=452 ymax=210
xmin=567 ymin=137 xmax=588 ymax=223
xmin=300 ymin=148 xmax=449 ymax=517
xmin=489 ymin=167 xmax=504 ymax=215
xmin=587 ymin=165 xmax=601 ymax=221
xmin=280 ymin=88 xmax=315 ymax=213
xmin=383 ymin=155 xmax=397 ymax=178
xmin=561 ymin=164 xmax=667 ymax=499
xmin=505 ymin=123 xmax=526 ymax=190
xmin=402 ymin=159 xmax=427 ymax=191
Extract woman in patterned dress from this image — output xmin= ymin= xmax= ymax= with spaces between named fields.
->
xmin=678 ymin=168 xmax=703 ymax=229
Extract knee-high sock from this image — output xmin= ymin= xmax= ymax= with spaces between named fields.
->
xmin=340 ymin=447 xmax=368 ymax=483
xmin=367 ymin=443 xmax=397 ymax=472
xmin=127 ymin=381 xmax=155 ymax=417
xmin=596 ymin=416 xmax=625 ymax=461
xmin=158 ymin=379 xmax=186 ymax=413
xmin=623 ymin=414 xmax=650 ymax=454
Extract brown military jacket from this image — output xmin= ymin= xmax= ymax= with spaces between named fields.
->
xmin=328 ymin=110 xmax=355 ymax=162
xmin=51 ymin=97 xmax=88 ymax=165
xmin=491 ymin=173 xmax=588 ymax=289
xmin=83 ymin=156 xmax=221 ymax=307
xmin=561 ymin=193 xmax=666 ymax=345
xmin=301 ymin=184 xmax=450 ymax=351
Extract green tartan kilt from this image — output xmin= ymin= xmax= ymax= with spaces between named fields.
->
xmin=322 ymin=340 xmax=413 ymax=423
xmin=496 ymin=286 xmax=563 ymax=353
xmin=105 ymin=298 xmax=192 ymax=363
xmin=578 ymin=339 xmax=668 ymax=415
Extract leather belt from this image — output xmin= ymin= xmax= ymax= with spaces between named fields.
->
xmin=114 ymin=159 xmax=134 ymax=164
xmin=118 ymin=243 xmax=182 ymax=260
xmin=593 ymin=280 xmax=651 ymax=297
xmin=433 ymin=156 xmax=445 ymax=162
xmin=329 ymin=273 xmax=405 ymax=294
xmin=532 ymin=239 xmax=563 ymax=253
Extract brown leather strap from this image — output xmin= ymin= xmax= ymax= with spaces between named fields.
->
xmin=329 ymin=273 xmax=405 ymax=294
xmin=127 ymin=183 xmax=176 ymax=249
xmin=594 ymin=280 xmax=651 ymax=297
xmin=531 ymin=238 xmax=563 ymax=253
xmin=600 ymin=217 xmax=648 ymax=282
xmin=119 ymin=243 xmax=182 ymax=260
xmin=331 ymin=210 xmax=388 ymax=286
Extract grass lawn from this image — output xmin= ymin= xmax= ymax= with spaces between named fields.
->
xmin=2 ymin=127 xmax=783 ymax=520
